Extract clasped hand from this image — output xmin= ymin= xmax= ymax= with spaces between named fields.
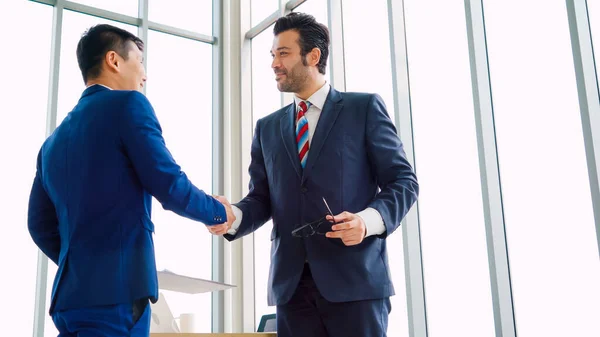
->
xmin=206 ymin=196 xmax=236 ymax=235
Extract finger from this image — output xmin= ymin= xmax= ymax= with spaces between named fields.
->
xmin=327 ymin=211 xmax=353 ymax=224
xmin=214 ymin=228 xmax=229 ymax=235
xmin=331 ymin=219 xmax=358 ymax=231
xmin=209 ymin=224 xmax=227 ymax=233
xmin=333 ymin=227 xmax=363 ymax=241
xmin=213 ymin=225 xmax=230 ymax=235
xmin=326 ymin=228 xmax=357 ymax=239
xmin=325 ymin=230 xmax=346 ymax=239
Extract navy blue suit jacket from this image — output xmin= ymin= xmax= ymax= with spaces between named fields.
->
xmin=225 ymin=88 xmax=419 ymax=305
xmin=27 ymin=85 xmax=226 ymax=314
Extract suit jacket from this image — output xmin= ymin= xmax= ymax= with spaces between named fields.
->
xmin=225 ymin=87 xmax=419 ymax=305
xmin=27 ymin=85 xmax=226 ymax=314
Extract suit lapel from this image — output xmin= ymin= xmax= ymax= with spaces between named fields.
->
xmin=280 ymin=103 xmax=303 ymax=180
xmin=303 ymin=88 xmax=343 ymax=182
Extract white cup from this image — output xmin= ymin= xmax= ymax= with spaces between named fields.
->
xmin=171 ymin=313 xmax=199 ymax=333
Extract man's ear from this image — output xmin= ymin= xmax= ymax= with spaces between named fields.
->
xmin=308 ymin=47 xmax=322 ymax=67
xmin=104 ymin=51 xmax=120 ymax=73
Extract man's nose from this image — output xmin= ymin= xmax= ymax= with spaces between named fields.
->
xmin=271 ymin=56 xmax=281 ymax=69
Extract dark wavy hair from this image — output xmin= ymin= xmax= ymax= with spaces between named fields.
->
xmin=274 ymin=12 xmax=330 ymax=75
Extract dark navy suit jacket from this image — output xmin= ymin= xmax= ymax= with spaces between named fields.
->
xmin=27 ymin=85 xmax=226 ymax=314
xmin=225 ymin=88 xmax=419 ymax=305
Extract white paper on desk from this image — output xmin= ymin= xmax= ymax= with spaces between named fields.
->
xmin=157 ymin=269 xmax=236 ymax=294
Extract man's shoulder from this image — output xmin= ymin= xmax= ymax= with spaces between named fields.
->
xmin=91 ymin=90 xmax=153 ymax=118
xmin=339 ymin=91 xmax=376 ymax=103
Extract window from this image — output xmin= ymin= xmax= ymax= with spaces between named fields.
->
xmin=250 ymin=0 xmax=279 ymax=26
xmin=70 ymin=0 xmax=138 ymax=17
xmin=342 ymin=1 xmax=409 ymax=335
xmin=589 ymin=0 xmax=600 ymax=81
xmin=56 ymin=10 xmax=137 ymax=126
xmin=145 ymin=30 xmax=215 ymax=332
xmin=484 ymin=1 xmax=600 ymax=336
xmin=343 ymin=0 xmax=395 ymax=123
xmin=149 ymin=0 xmax=212 ymax=35
xmin=0 ymin=2 xmax=52 ymax=336
xmin=251 ymin=25 xmax=282 ymax=328
xmin=404 ymin=0 xmax=495 ymax=336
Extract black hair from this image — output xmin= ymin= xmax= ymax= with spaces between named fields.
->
xmin=274 ymin=12 xmax=329 ymax=74
xmin=76 ymin=24 xmax=144 ymax=83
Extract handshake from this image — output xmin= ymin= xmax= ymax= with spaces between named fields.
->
xmin=207 ymin=195 xmax=237 ymax=236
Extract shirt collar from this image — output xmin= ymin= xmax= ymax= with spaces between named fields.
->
xmin=294 ymin=82 xmax=330 ymax=111
xmin=87 ymin=83 xmax=113 ymax=90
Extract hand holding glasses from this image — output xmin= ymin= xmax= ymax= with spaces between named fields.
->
xmin=291 ymin=197 xmax=339 ymax=238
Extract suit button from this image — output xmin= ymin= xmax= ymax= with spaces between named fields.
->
xmin=301 ymin=187 xmax=308 ymax=193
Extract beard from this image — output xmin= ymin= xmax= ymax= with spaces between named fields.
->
xmin=276 ymin=62 xmax=310 ymax=93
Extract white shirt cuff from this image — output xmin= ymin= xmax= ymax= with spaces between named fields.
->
xmin=357 ymin=207 xmax=385 ymax=237
xmin=227 ymin=205 xmax=243 ymax=235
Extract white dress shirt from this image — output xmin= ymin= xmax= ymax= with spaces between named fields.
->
xmin=88 ymin=83 xmax=113 ymax=90
xmin=228 ymin=82 xmax=385 ymax=237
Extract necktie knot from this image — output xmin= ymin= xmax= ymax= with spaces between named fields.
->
xmin=297 ymin=100 xmax=310 ymax=120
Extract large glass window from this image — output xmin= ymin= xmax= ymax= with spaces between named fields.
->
xmin=56 ymin=10 xmax=137 ymax=125
xmin=342 ymin=0 xmax=395 ymax=123
xmin=589 ymin=0 xmax=600 ymax=81
xmin=0 ymin=2 xmax=52 ymax=336
xmin=484 ymin=1 xmax=600 ymax=336
xmin=342 ymin=1 xmax=408 ymax=335
xmin=404 ymin=0 xmax=495 ymax=336
xmin=250 ymin=0 xmax=279 ymax=27
xmin=145 ymin=30 xmax=215 ymax=332
xmin=251 ymin=25 xmax=282 ymax=328
xmin=70 ymin=0 xmax=138 ymax=17
xmin=149 ymin=0 xmax=212 ymax=35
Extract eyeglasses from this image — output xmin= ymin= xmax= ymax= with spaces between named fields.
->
xmin=291 ymin=197 xmax=338 ymax=238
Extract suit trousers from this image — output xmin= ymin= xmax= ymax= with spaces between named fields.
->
xmin=276 ymin=263 xmax=391 ymax=337
xmin=51 ymin=298 xmax=150 ymax=337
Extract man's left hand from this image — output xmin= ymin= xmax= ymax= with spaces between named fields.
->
xmin=325 ymin=211 xmax=367 ymax=246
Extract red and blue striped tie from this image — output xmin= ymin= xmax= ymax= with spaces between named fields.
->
xmin=296 ymin=100 xmax=310 ymax=168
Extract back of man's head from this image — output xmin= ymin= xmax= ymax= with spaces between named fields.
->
xmin=76 ymin=24 xmax=144 ymax=84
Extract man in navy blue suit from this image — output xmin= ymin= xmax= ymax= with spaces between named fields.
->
xmin=208 ymin=13 xmax=419 ymax=337
xmin=27 ymin=24 xmax=234 ymax=337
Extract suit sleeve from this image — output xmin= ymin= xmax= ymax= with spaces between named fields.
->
xmin=120 ymin=91 xmax=226 ymax=225
xmin=365 ymin=94 xmax=419 ymax=237
xmin=224 ymin=120 xmax=272 ymax=241
xmin=28 ymin=150 xmax=60 ymax=265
